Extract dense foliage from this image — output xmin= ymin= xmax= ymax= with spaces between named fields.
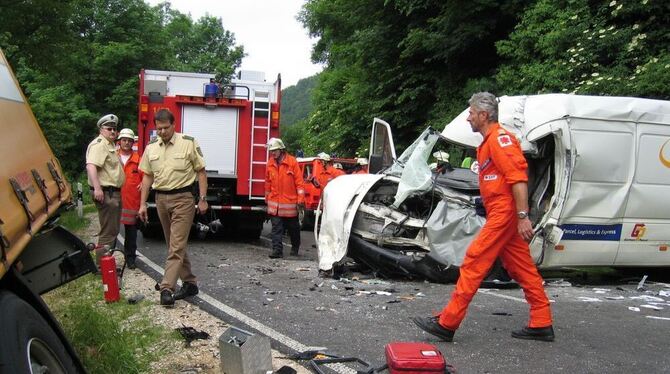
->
xmin=298 ymin=0 xmax=670 ymax=156
xmin=1 ymin=0 xmax=243 ymax=175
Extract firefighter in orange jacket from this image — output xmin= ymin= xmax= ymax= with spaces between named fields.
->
xmin=265 ymin=138 xmax=305 ymax=258
xmin=412 ymin=92 xmax=554 ymax=342
xmin=352 ymin=158 xmax=369 ymax=174
xmin=312 ymin=152 xmax=344 ymax=189
xmin=117 ymin=128 xmax=142 ymax=269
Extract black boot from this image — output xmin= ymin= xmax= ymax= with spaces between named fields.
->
xmin=174 ymin=282 xmax=199 ymax=300
xmin=160 ymin=289 xmax=175 ymax=307
xmin=269 ymin=251 xmax=283 ymax=259
xmin=511 ymin=326 xmax=555 ymax=342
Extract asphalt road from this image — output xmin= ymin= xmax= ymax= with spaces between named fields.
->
xmin=128 ymin=224 xmax=670 ymax=373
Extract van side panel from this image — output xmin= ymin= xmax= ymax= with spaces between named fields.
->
xmin=616 ymin=124 xmax=670 ymax=265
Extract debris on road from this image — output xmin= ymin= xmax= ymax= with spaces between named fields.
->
xmin=175 ymin=326 xmax=210 ymax=347
xmin=546 ymin=279 xmax=572 ymax=287
xmin=628 ymin=307 xmax=641 ymax=312
xmin=578 ymin=297 xmax=602 ymax=302
xmin=637 ymin=275 xmax=649 ymax=291
xmin=605 ymin=296 xmax=625 ymax=300
xmin=640 ymin=304 xmax=663 ymax=311
xmin=492 ymin=312 xmax=513 ymax=316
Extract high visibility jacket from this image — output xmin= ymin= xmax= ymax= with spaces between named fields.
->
xmin=265 ymin=153 xmax=305 ymax=217
xmin=119 ymin=151 xmax=142 ymax=225
xmin=315 ymin=165 xmax=344 ymax=190
xmin=477 ymin=122 xmax=528 ymax=213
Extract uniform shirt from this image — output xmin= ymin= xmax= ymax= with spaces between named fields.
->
xmin=139 ymin=133 xmax=206 ymax=191
xmin=86 ymin=135 xmax=125 ymax=188
xmin=477 ymin=123 xmax=528 ymax=212
xmin=265 ymin=153 xmax=305 ymax=217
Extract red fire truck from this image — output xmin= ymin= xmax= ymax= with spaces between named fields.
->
xmin=137 ymin=69 xmax=281 ymax=238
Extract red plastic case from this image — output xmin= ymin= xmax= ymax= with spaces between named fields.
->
xmin=385 ymin=342 xmax=446 ymax=373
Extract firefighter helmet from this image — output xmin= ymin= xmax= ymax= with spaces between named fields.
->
xmin=267 ymin=138 xmax=286 ymax=151
xmin=97 ymin=114 xmax=118 ymax=128
xmin=334 ymin=163 xmax=343 ymax=169
xmin=117 ymin=128 xmax=135 ymax=140
xmin=357 ymin=157 xmax=368 ymax=166
xmin=317 ymin=152 xmax=331 ymax=162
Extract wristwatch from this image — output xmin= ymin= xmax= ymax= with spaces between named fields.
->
xmin=517 ymin=211 xmax=529 ymax=219
xmin=199 ymin=196 xmax=207 ymax=201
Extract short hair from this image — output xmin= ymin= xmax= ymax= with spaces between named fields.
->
xmin=468 ymin=92 xmax=498 ymax=122
xmin=154 ymin=109 xmax=175 ymax=124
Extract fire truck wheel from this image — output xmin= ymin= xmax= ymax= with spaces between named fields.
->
xmin=0 ymin=291 xmax=77 ymax=374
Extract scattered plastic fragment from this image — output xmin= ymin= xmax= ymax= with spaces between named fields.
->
xmin=640 ymin=304 xmax=663 ymax=310
xmin=636 ymin=275 xmax=648 ymax=291
xmin=659 ymin=290 xmax=670 ymax=297
xmin=645 ymin=316 xmax=670 ymax=321
xmin=331 ymin=285 xmax=338 ymax=290
xmin=578 ymin=297 xmax=601 ymax=302
xmin=605 ymin=296 xmax=625 ymax=300
xmin=275 ymin=365 xmax=297 ymax=374
xmin=628 ymin=307 xmax=640 ymax=312
xmin=175 ymin=326 xmax=210 ymax=347
xmin=315 ymin=306 xmax=326 ymax=311
xmin=630 ymin=295 xmax=664 ymax=302
xmin=546 ymin=279 xmax=572 ymax=287
xmin=415 ymin=292 xmax=426 ymax=297
xmin=375 ymin=291 xmax=392 ymax=296
xmin=127 ymin=294 xmax=145 ymax=304
xmin=492 ymin=312 xmax=513 ymax=316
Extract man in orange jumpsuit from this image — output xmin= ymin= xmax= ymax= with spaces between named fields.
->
xmin=117 ymin=128 xmax=142 ymax=269
xmin=412 ymin=92 xmax=554 ymax=342
xmin=265 ymin=138 xmax=305 ymax=258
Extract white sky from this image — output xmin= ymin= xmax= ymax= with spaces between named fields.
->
xmin=144 ymin=0 xmax=323 ymax=88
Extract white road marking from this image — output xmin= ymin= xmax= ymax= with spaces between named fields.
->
xmin=119 ymin=233 xmax=355 ymax=374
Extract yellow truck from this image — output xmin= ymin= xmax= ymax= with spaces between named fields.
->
xmin=0 ymin=48 xmax=93 ymax=372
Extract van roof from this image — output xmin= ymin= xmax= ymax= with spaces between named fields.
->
xmin=442 ymin=94 xmax=670 ymax=150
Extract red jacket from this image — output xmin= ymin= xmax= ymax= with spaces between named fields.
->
xmin=119 ymin=151 xmax=142 ymax=225
xmin=265 ymin=153 xmax=305 ymax=217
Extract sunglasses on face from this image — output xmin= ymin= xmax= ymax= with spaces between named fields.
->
xmin=103 ymin=127 xmax=116 ymax=132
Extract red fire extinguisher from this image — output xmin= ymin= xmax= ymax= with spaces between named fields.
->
xmin=100 ymin=247 xmax=120 ymax=303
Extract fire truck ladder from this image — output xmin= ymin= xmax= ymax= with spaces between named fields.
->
xmin=248 ymin=89 xmax=271 ymax=200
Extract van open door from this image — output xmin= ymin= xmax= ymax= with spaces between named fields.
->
xmin=368 ymin=118 xmax=396 ymax=173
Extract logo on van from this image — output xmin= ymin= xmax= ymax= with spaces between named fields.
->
xmin=630 ymin=223 xmax=647 ymax=240
xmin=660 ymin=139 xmax=670 ymax=168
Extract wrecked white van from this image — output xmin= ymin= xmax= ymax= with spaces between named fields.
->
xmin=316 ymin=94 xmax=670 ymax=282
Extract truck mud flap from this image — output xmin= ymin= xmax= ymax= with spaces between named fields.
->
xmin=17 ymin=225 xmax=95 ymax=295
xmin=348 ymin=235 xmax=459 ymax=283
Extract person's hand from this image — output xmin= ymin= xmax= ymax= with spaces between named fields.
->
xmin=138 ymin=204 xmax=148 ymax=223
xmin=93 ymin=188 xmax=104 ymax=203
xmin=518 ymin=217 xmax=534 ymax=242
xmin=197 ymin=199 xmax=209 ymax=215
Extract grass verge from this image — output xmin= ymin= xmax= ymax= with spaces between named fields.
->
xmin=44 ymin=274 xmax=179 ymax=374
xmin=58 ymin=204 xmax=96 ymax=232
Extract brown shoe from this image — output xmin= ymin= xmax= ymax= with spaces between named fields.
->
xmin=511 ymin=326 xmax=555 ymax=342
xmin=411 ymin=316 xmax=455 ymax=342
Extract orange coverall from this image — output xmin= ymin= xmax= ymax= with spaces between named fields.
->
xmin=438 ymin=123 xmax=553 ymax=330
xmin=265 ymin=153 xmax=305 ymax=217
xmin=119 ymin=151 xmax=142 ymax=225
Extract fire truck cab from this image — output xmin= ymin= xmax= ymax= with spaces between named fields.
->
xmin=137 ymin=69 xmax=281 ymax=238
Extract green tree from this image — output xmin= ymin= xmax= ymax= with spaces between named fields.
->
xmin=496 ymin=0 xmax=670 ymax=99
xmin=299 ymin=0 xmax=528 ymax=156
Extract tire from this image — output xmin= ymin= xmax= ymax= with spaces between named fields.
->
xmin=0 ymin=291 xmax=78 ymax=374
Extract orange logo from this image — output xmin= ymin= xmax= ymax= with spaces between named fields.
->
xmin=660 ymin=139 xmax=670 ymax=168
xmin=631 ymin=223 xmax=646 ymax=240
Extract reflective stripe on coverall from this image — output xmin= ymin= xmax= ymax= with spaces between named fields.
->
xmin=119 ymin=151 xmax=142 ymax=225
xmin=438 ymin=123 xmax=553 ymax=330
xmin=265 ymin=153 xmax=305 ymax=217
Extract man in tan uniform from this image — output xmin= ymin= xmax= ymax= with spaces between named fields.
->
xmin=86 ymin=114 xmax=125 ymax=267
xmin=138 ymin=109 xmax=208 ymax=307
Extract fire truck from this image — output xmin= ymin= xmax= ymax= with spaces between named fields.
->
xmin=137 ymin=69 xmax=281 ymax=238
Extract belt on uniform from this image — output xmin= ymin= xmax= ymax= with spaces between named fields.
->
xmin=90 ymin=186 xmax=120 ymax=192
xmin=154 ymin=185 xmax=193 ymax=195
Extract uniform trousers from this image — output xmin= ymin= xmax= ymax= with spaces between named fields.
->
xmin=270 ymin=216 xmax=300 ymax=255
xmin=94 ymin=189 xmax=121 ymax=265
xmin=155 ymin=191 xmax=197 ymax=291
xmin=439 ymin=207 xmax=553 ymax=330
